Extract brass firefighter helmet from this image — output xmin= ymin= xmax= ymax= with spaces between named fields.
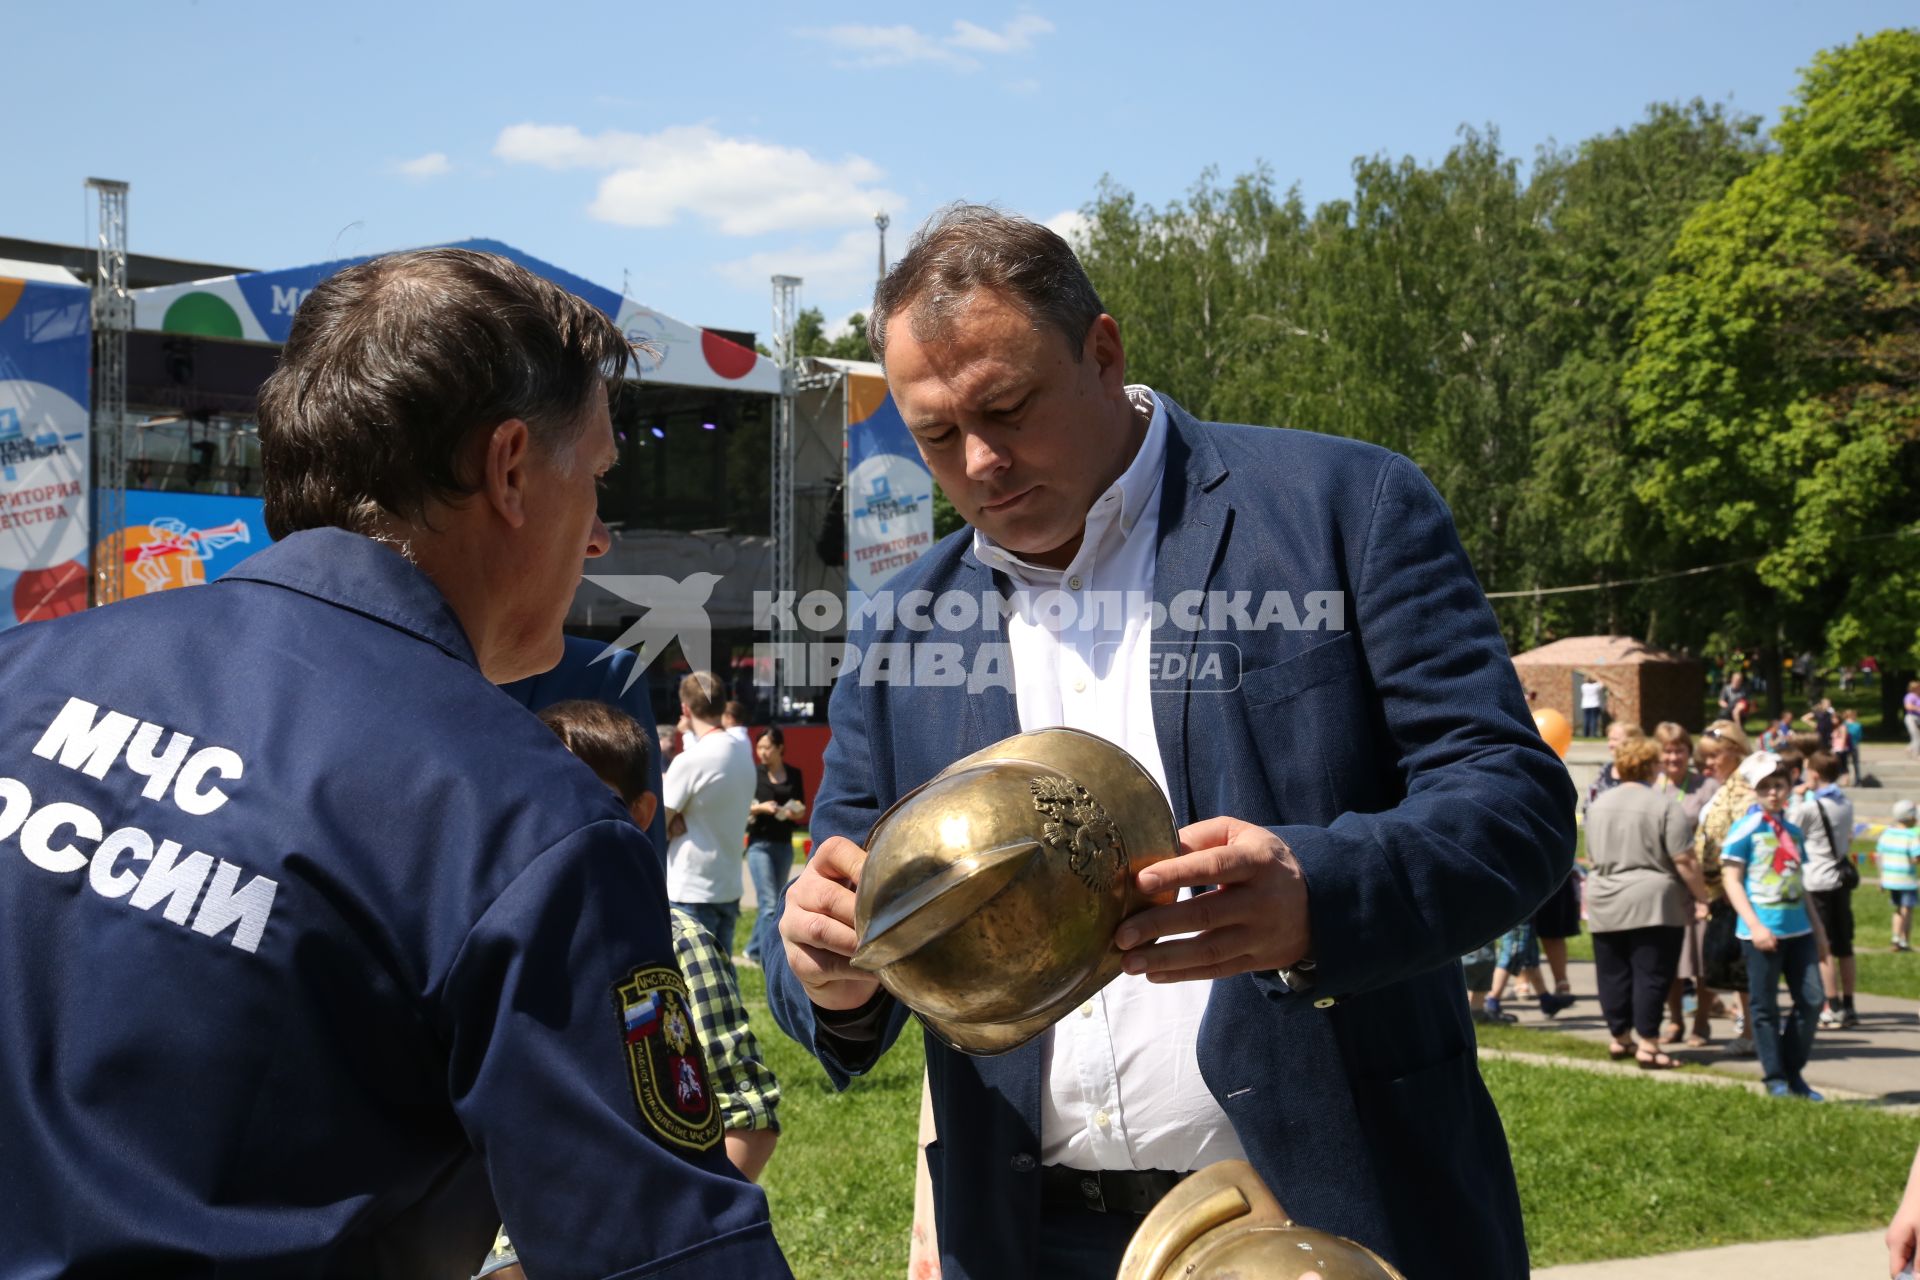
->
xmin=850 ymin=727 xmax=1178 ymax=1056
xmin=1118 ymin=1159 xmax=1407 ymax=1280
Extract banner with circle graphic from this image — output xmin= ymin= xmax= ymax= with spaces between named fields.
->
xmin=95 ymin=491 xmax=271 ymax=601
xmin=0 ymin=277 xmax=92 ymax=629
xmin=844 ymin=369 xmax=935 ymax=603
xmin=130 ymin=237 xmax=779 ymax=395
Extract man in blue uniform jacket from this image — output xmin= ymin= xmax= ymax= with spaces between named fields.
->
xmin=0 ymin=249 xmax=791 ymax=1279
xmin=765 ymin=206 xmax=1575 ymax=1280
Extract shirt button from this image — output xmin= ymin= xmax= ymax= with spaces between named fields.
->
xmin=1314 ymin=997 xmax=1337 ymax=1010
xmin=1094 ymin=1109 xmax=1111 ymax=1129
xmin=1069 ymin=576 xmax=1082 ymax=591
xmin=1010 ymin=1153 xmax=1037 ymax=1173
xmin=1079 ymin=1003 xmax=1093 ymax=1018
xmin=1073 ymin=677 xmax=1086 ymax=693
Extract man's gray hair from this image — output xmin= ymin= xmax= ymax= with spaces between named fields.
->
xmin=867 ymin=203 xmax=1105 ymax=363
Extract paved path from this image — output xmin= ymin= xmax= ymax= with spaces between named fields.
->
xmin=1499 ymin=960 xmax=1920 ymax=1104
xmin=1530 ymin=1229 xmax=1888 ymax=1278
xmin=1477 ymin=1046 xmax=1901 ymax=1108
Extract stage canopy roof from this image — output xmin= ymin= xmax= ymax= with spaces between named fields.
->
xmin=129 ymin=238 xmax=779 ymax=395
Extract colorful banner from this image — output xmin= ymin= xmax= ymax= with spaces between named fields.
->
xmin=97 ymin=491 xmax=271 ymax=599
xmin=130 ymin=238 xmax=779 ymax=394
xmin=844 ymin=370 xmax=934 ymax=604
xmin=0 ymin=278 xmax=92 ymax=629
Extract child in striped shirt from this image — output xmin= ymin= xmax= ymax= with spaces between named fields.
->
xmin=1880 ymin=798 xmax=1918 ymax=953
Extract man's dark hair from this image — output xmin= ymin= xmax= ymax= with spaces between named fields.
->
xmin=867 ymin=203 xmax=1104 ymax=363
xmin=722 ymin=700 xmax=748 ymax=724
xmin=257 ymin=248 xmax=631 ymax=539
xmin=537 ymin=699 xmax=652 ymax=807
xmin=1807 ymin=750 xmax=1842 ymax=784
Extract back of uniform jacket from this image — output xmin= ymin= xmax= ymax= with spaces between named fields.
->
xmin=0 ymin=529 xmax=790 ymax=1280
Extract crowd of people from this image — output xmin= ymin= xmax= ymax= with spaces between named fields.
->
xmin=1470 ymin=709 xmax=1920 ymax=1104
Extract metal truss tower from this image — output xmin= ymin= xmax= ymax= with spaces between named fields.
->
xmin=86 ymin=178 xmax=132 ymax=607
xmin=769 ymin=274 xmax=803 ymax=712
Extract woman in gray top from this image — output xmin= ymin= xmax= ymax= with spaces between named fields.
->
xmin=1586 ymin=737 xmax=1714 ymax=1068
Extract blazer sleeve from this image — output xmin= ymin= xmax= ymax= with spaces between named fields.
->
xmin=763 ymin=648 xmax=915 ymax=1088
xmin=1270 ymin=454 xmax=1577 ymax=1001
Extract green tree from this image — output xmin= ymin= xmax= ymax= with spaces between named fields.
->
xmin=793 ymin=307 xmax=874 ymax=361
xmin=1080 ymin=132 xmax=1546 ymax=594
xmin=1511 ymin=101 xmax=1764 ymax=647
xmin=1625 ymin=31 xmax=1920 ymax=694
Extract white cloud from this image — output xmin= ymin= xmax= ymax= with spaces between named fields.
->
xmin=1043 ymin=208 xmax=1090 ymax=246
xmin=805 ymin=23 xmax=971 ymax=69
xmin=947 ymin=15 xmax=1052 ymax=54
xmin=716 ymin=229 xmax=888 ymax=306
xmin=394 ymin=151 xmax=452 ymax=180
xmin=800 ymin=15 xmax=1054 ymax=71
xmin=492 ymin=124 xmax=901 ymax=236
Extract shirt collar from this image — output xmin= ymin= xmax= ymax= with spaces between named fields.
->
xmin=970 ymin=385 xmax=1168 ymax=580
xmin=219 ymin=527 xmax=479 ymax=668
xmin=1815 ymin=783 xmax=1843 ymax=799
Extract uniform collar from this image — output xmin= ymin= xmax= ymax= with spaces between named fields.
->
xmin=220 ymin=527 xmax=479 ymax=668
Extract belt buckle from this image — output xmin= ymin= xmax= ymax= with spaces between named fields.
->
xmin=1078 ymin=1172 xmax=1106 ymax=1213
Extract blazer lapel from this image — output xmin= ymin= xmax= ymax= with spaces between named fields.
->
xmin=1151 ymin=400 xmax=1232 ymax=826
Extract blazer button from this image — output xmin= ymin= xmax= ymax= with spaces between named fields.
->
xmin=1010 ymin=1153 xmax=1037 ymax=1173
xmin=1313 ymin=997 xmax=1336 ymax=1010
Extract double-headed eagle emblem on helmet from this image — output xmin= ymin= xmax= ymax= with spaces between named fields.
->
xmin=1031 ymin=776 xmax=1123 ymax=893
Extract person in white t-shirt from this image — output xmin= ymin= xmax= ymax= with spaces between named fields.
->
xmin=722 ymin=700 xmax=752 ymax=745
xmin=663 ymin=672 xmax=758 ymax=966
xmin=1580 ymin=676 xmax=1607 ymax=739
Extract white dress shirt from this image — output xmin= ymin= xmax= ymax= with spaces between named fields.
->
xmin=970 ymin=386 xmax=1247 ymax=1173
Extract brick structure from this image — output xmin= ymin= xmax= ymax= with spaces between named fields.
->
xmin=1510 ymin=635 xmax=1705 ymax=736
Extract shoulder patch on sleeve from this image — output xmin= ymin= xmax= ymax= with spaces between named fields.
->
xmin=613 ymin=964 xmax=721 ymax=1152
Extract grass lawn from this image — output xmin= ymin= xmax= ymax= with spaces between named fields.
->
xmin=731 ymin=928 xmax=1919 ymax=1278
xmin=1850 ymin=885 xmax=1920 ymax=1000
xmin=1470 ymin=1019 xmax=1751 ymax=1082
xmin=1492 ymin=1055 xmax=1920 ymax=1268
xmin=735 ymin=954 xmax=927 ymax=1280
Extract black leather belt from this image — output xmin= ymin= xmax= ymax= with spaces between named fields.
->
xmin=1040 ymin=1165 xmax=1189 ymax=1216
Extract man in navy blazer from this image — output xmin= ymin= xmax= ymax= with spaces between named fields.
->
xmin=764 ymin=205 xmax=1575 ymax=1280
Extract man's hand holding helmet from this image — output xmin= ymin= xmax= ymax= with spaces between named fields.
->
xmin=778 ymin=836 xmax=881 ymax=1011
xmin=1115 ymin=816 xmax=1313 ymax=982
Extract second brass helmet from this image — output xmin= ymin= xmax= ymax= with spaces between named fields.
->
xmin=1118 ymin=1160 xmax=1407 ymax=1280
xmin=850 ymin=727 xmax=1178 ymax=1056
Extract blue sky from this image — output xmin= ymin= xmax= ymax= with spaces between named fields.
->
xmin=12 ymin=2 xmax=1912 ymax=340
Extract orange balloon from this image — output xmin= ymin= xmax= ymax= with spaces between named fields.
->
xmin=1532 ymin=708 xmax=1573 ymax=760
